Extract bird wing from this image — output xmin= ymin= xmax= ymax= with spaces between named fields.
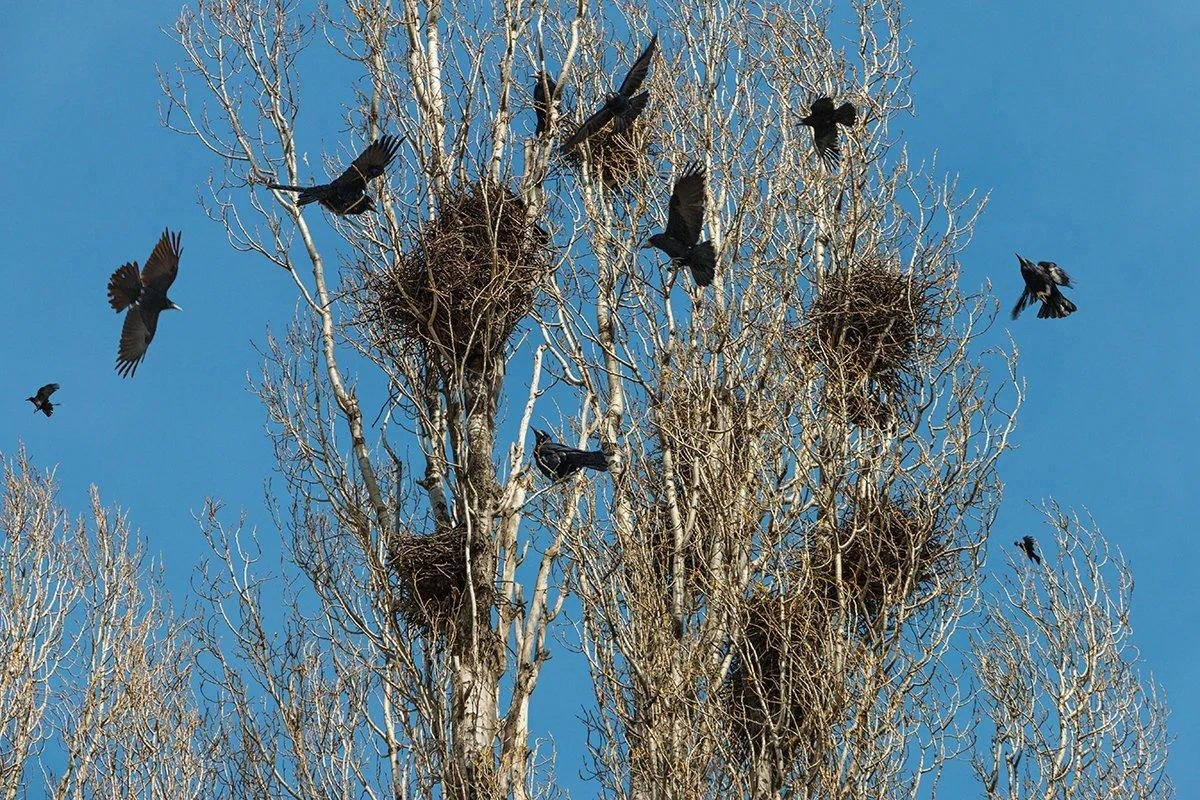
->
xmin=836 ymin=101 xmax=857 ymax=126
xmin=665 ymin=162 xmax=706 ymax=246
xmin=331 ymin=135 xmax=401 ymax=191
xmin=116 ymin=306 xmax=159 ymax=378
xmin=611 ymin=91 xmax=650 ymax=135
xmin=36 ymin=383 xmax=60 ymax=401
xmin=616 ymin=33 xmax=658 ymax=97
xmin=1039 ymin=261 xmax=1072 ymax=287
xmin=812 ymin=124 xmax=841 ymax=166
xmin=808 ymin=96 xmax=835 ymax=117
xmin=1011 ymin=289 xmax=1031 ymax=320
xmin=141 ymin=229 xmax=182 ymax=294
xmin=560 ymin=104 xmax=616 ymax=152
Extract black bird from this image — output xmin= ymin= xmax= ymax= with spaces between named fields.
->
xmin=1014 ymin=535 xmax=1042 ymax=565
xmin=26 ymin=383 xmax=60 ymax=417
xmin=560 ymin=34 xmax=658 ymax=153
xmin=107 ymin=229 xmax=183 ymax=378
xmin=1012 ymin=254 xmax=1076 ymax=320
xmin=267 ymin=135 xmax=401 ymax=215
xmin=532 ymin=428 xmax=610 ymax=481
xmin=800 ymin=96 xmax=857 ymax=167
xmin=533 ymin=71 xmax=562 ymax=136
xmin=646 ymin=162 xmax=716 ymax=287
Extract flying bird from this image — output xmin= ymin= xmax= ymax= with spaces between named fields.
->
xmin=107 ymin=229 xmax=183 ymax=378
xmin=1014 ymin=535 xmax=1042 ymax=565
xmin=532 ymin=428 xmax=610 ymax=481
xmin=646 ymin=162 xmax=716 ymax=287
xmin=560 ymin=34 xmax=658 ymax=153
xmin=26 ymin=383 xmax=60 ymax=417
xmin=533 ymin=71 xmax=562 ymax=136
xmin=800 ymin=96 xmax=857 ymax=167
xmin=267 ymin=135 xmax=401 ymax=215
xmin=1011 ymin=254 xmax=1077 ymax=320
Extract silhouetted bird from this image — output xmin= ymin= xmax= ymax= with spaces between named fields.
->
xmin=532 ymin=428 xmax=610 ymax=481
xmin=533 ymin=71 xmax=562 ymax=136
xmin=646 ymin=162 xmax=716 ymax=287
xmin=1011 ymin=254 xmax=1077 ymax=320
xmin=26 ymin=383 xmax=60 ymax=417
xmin=800 ymin=96 xmax=857 ymax=167
xmin=560 ymin=34 xmax=658 ymax=153
xmin=107 ymin=229 xmax=183 ymax=378
xmin=268 ymin=135 xmax=401 ymax=215
xmin=1014 ymin=535 xmax=1042 ymax=565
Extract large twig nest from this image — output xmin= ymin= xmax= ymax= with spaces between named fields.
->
xmin=565 ymin=118 xmax=657 ymax=190
xmin=387 ymin=524 xmax=482 ymax=628
xmin=365 ymin=180 xmax=551 ymax=368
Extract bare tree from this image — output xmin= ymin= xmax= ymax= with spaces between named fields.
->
xmin=971 ymin=502 xmax=1173 ymax=800
xmin=0 ymin=447 xmax=210 ymax=799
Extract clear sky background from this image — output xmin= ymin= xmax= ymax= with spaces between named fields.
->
xmin=1 ymin=2 xmax=1197 ymax=795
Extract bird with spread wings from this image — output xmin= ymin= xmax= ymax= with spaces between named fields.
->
xmin=646 ymin=162 xmax=716 ymax=287
xmin=560 ymin=34 xmax=658 ymax=154
xmin=268 ymin=135 xmax=401 ymax=215
xmin=107 ymin=229 xmax=183 ymax=378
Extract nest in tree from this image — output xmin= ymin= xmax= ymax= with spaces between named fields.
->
xmin=805 ymin=264 xmax=934 ymax=387
xmin=365 ymin=180 xmax=551 ymax=368
xmin=824 ymin=385 xmax=896 ymax=430
xmin=564 ymin=118 xmax=656 ymax=190
xmin=387 ymin=524 xmax=478 ymax=627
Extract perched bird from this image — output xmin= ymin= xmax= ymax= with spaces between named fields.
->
xmin=26 ymin=383 xmax=60 ymax=417
xmin=1011 ymin=254 xmax=1077 ymax=320
xmin=800 ymin=96 xmax=857 ymax=167
xmin=1014 ymin=535 xmax=1042 ymax=565
xmin=560 ymin=34 xmax=658 ymax=153
xmin=532 ymin=428 xmax=610 ymax=481
xmin=267 ymin=135 xmax=401 ymax=215
xmin=533 ymin=71 xmax=562 ymax=136
xmin=107 ymin=229 xmax=183 ymax=378
xmin=646 ymin=162 xmax=716 ymax=287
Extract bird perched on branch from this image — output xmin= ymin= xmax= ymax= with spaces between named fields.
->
xmin=267 ymin=135 xmax=401 ymax=215
xmin=800 ymin=96 xmax=857 ymax=167
xmin=107 ymin=229 xmax=183 ymax=378
xmin=560 ymin=34 xmax=658 ymax=153
xmin=532 ymin=429 xmax=610 ymax=481
xmin=1014 ymin=535 xmax=1042 ymax=565
xmin=1011 ymin=254 xmax=1076 ymax=320
xmin=533 ymin=71 xmax=562 ymax=136
xmin=646 ymin=162 xmax=716 ymax=287
xmin=26 ymin=383 xmax=60 ymax=417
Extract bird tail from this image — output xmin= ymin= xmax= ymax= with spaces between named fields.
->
xmin=689 ymin=240 xmax=717 ymax=287
xmin=1011 ymin=288 xmax=1031 ymax=320
xmin=1037 ymin=288 xmax=1077 ymax=319
xmin=835 ymin=101 xmax=857 ymax=126
xmin=581 ymin=449 xmax=610 ymax=472
xmin=107 ymin=263 xmax=142 ymax=311
xmin=267 ymin=183 xmax=322 ymax=205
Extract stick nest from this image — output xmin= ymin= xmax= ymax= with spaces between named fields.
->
xmin=565 ymin=118 xmax=657 ymax=190
xmin=365 ymin=180 xmax=551 ymax=367
xmin=388 ymin=524 xmax=480 ymax=628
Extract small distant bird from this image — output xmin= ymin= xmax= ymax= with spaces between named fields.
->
xmin=800 ymin=96 xmax=857 ymax=167
xmin=560 ymin=34 xmax=658 ymax=153
xmin=646 ymin=162 xmax=716 ymax=287
xmin=1012 ymin=254 xmax=1077 ymax=320
xmin=26 ymin=383 xmax=60 ymax=417
xmin=1014 ymin=535 xmax=1042 ymax=565
xmin=268 ymin=135 xmax=401 ymax=215
xmin=107 ymin=229 xmax=183 ymax=378
xmin=533 ymin=71 xmax=562 ymax=136
xmin=532 ymin=428 xmax=610 ymax=481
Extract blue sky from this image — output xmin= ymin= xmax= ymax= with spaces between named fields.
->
xmin=1 ymin=1 xmax=1197 ymax=795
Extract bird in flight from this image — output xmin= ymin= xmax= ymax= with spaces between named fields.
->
xmin=533 ymin=71 xmax=562 ymax=136
xmin=532 ymin=429 xmax=610 ymax=481
xmin=646 ymin=162 xmax=716 ymax=287
xmin=26 ymin=383 xmax=60 ymax=417
xmin=268 ymin=135 xmax=401 ymax=215
xmin=560 ymin=34 xmax=658 ymax=153
xmin=1013 ymin=535 xmax=1042 ymax=565
xmin=800 ymin=96 xmax=857 ymax=167
xmin=107 ymin=229 xmax=183 ymax=378
xmin=1011 ymin=254 xmax=1077 ymax=320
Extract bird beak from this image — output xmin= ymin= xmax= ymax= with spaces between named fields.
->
xmin=170 ymin=302 xmax=183 ymax=311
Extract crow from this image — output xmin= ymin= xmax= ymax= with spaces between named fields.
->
xmin=533 ymin=71 xmax=562 ymax=136
xmin=532 ymin=428 xmax=610 ymax=481
xmin=267 ymin=135 xmax=401 ymax=215
xmin=1014 ymin=535 xmax=1042 ymax=565
xmin=646 ymin=162 xmax=716 ymax=287
xmin=800 ymin=96 xmax=857 ymax=167
xmin=107 ymin=229 xmax=183 ymax=378
xmin=1011 ymin=254 xmax=1077 ymax=320
xmin=560 ymin=34 xmax=657 ymax=153
xmin=26 ymin=383 xmax=60 ymax=417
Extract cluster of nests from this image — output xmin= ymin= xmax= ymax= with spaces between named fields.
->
xmin=802 ymin=262 xmax=939 ymax=428
xmin=724 ymin=492 xmax=949 ymax=758
xmin=386 ymin=523 xmax=483 ymax=629
xmin=361 ymin=180 xmax=553 ymax=370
